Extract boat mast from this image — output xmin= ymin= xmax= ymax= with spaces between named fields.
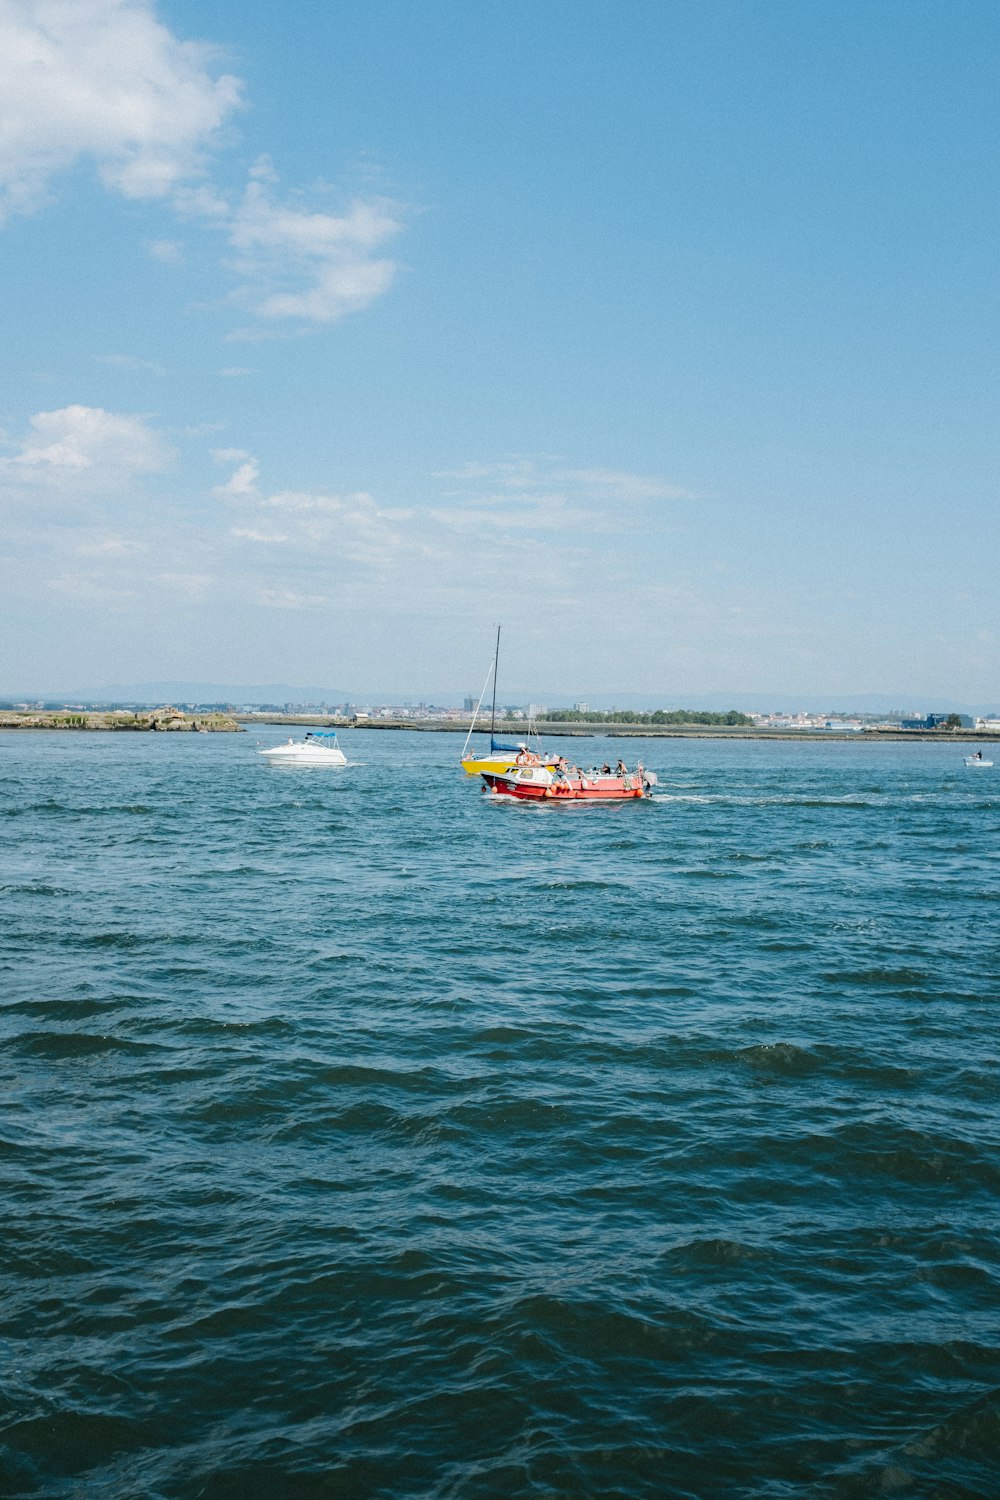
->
xmin=489 ymin=624 xmax=500 ymax=739
xmin=460 ymin=626 xmax=501 ymax=761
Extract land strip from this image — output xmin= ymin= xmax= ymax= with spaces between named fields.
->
xmin=2 ymin=709 xmax=993 ymax=743
xmin=0 ymin=709 xmax=238 ymax=731
xmin=236 ymin=714 xmax=998 ymax=744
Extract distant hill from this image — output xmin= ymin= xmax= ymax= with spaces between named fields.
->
xmin=34 ymin=682 xmax=355 ymax=706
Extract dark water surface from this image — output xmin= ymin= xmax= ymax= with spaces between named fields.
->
xmin=3 ymin=728 xmax=1000 ymax=1498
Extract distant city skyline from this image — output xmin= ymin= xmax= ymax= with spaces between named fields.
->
xmin=1 ymin=2 xmax=998 ymax=700
xmin=4 ymin=681 xmax=999 ymax=720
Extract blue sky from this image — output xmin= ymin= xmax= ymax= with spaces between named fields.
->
xmin=1 ymin=0 xmax=997 ymax=704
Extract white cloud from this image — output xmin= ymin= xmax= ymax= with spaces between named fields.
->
xmin=75 ymin=534 xmax=147 ymax=556
xmin=257 ymin=588 xmax=328 ymax=610
xmin=212 ymin=457 xmax=418 ymax=572
xmin=553 ymin=467 xmax=693 ymax=502
xmin=265 ymin=489 xmax=368 ymax=513
xmin=183 ymin=422 xmax=225 ymax=437
xmin=2 ymin=404 xmax=173 ymax=491
xmin=0 ymin=5 xmax=404 ymax=330
xmin=437 ymin=458 xmax=694 ymax=503
xmin=230 ymin=526 xmax=289 ymax=544
xmin=47 ymin=570 xmax=136 ymax=601
xmin=0 ymin=0 xmax=242 ymax=219
xmin=225 ymin=173 xmax=402 ymax=325
xmin=95 ymin=353 xmax=165 ymax=374
xmin=212 ymin=457 xmax=259 ymax=498
xmin=213 ymin=454 xmax=678 ymax=576
xmin=169 ymin=181 xmax=230 ymax=221
xmin=4 ymin=441 xmax=733 ymax=688
xmin=423 ymin=455 xmax=694 ymax=537
xmin=146 ymin=237 xmax=182 ymax=263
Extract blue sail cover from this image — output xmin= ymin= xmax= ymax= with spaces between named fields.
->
xmin=490 ymin=737 xmax=522 ymax=752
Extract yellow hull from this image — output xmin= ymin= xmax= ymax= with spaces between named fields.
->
xmin=461 ymin=753 xmax=521 ymax=776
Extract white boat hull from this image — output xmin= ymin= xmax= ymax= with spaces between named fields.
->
xmin=259 ymin=739 xmax=347 ymax=766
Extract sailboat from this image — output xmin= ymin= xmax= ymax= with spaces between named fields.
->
xmin=460 ymin=626 xmax=555 ymax=776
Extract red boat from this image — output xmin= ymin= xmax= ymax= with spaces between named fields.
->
xmin=482 ymin=758 xmax=656 ymax=802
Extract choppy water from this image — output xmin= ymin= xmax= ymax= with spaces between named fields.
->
xmin=3 ymin=727 xmax=1000 ymax=1499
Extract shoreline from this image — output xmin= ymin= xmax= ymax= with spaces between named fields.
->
xmin=1 ymin=709 xmax=994 ymax=745
xmin=0 ymin=709 xmax=238 ymax=732
xmin=236 ymin=715 xmax=997 ymax=744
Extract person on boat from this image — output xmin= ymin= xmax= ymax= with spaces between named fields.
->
xmin=615 ymin=759 xmax=627 ymax=776
xmin=601 ymin=763 xmax=612 ymax=775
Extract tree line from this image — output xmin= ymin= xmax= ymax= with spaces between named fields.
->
xmin=535 ymin=708 xmax=755 ymax=726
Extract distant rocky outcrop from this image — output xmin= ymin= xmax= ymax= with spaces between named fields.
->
xmin=0 ymin=707 xmax=239 ymax=732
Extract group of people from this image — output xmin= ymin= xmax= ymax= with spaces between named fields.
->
xmin=550 ymin=756 xmax=639 ymax=781
xmin=513 ymin=746 xmax=647 ymax=781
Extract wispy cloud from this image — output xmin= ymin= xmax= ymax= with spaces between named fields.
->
xmin=75 ymin=535 xmax=148 ymax=557
xmin=223 ymin=162 xmax=403 ymax=326
xmin=146 ymin=238 xmax=184 ymax=264
xmin=437 ymin=457 xmax=695 ymax=503
xmin=554 ymin=467 xmax=694 ymax=502
xmin=231 ymin=526 xmax=289 ymax=544
xmin=6 ymin=432 xmax=707 ymax=657
xmin=0 ymin=2 xmax=405 ymax=329
xmin=211 ymin=446 xmax=253 ymax=464
xmin=425 ymin=455 xmax=694 ymax=535
xmin=204 ymin=451 xmax=627 ymax=616
xmin=47 ymin=571 xmax=137 ymax=603
xmin=257 ymin=588 xmax=329 ymax=610
xmin=95 ymin=353 xmax=166 ymax=375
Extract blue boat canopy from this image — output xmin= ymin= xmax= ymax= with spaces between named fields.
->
xmin=305 ymin=730 xmax=339 ymax=739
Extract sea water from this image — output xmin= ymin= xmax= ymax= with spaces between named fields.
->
xmin=2 ymin=728 xmax=999 ymax=1498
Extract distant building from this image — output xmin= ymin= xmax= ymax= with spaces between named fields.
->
xmin=901 ymin=713 xmax=975 ymax=730
xmin=574 ymin=702 xmax=589 ymax=713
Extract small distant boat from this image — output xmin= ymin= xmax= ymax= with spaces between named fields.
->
xmin=964 ymin=753 xmax=993 ymax=768
xmin=258 ymin=731 xmax=347 ymax=765
xmin=483 ymin=761 xmax=657 ymax=802
xmin=460 ymin=625 xmax=556 ymax=775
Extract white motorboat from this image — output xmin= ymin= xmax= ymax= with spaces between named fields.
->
xmin=258 ymin=731 xmax=347 ymax=766
xmin=964 ymin=753 xmax=993 ymax=768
